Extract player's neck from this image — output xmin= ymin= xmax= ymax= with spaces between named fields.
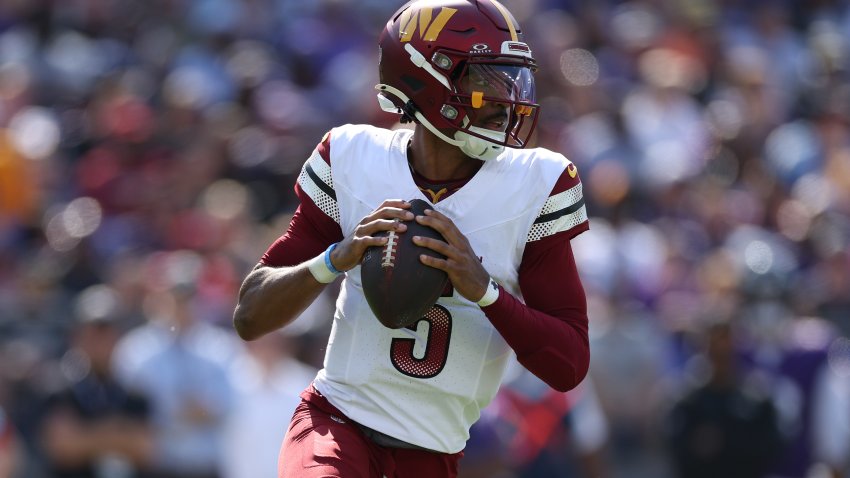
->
xmin=408 ymin=127 xmax=481 ymax=181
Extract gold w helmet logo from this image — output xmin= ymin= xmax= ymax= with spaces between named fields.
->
xmin=398 ymin=6 xmax=457 ymax=42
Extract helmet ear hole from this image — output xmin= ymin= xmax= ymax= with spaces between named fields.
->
xmin=401 ymin=75 xmax=425 ymax=93
xmin=449 ymin=61 xmax=467 ymax=82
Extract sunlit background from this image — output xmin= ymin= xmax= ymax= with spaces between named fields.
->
xmin=0 ymin=0 xmax=849 ymax=477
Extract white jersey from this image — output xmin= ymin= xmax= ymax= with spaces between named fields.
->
xmin=297 ymin=124 xmax=586 ymax=453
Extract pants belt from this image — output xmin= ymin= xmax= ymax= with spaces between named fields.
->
xmin=356 ymin=423 xmax=431 ymax=451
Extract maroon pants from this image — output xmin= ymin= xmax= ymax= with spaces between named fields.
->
xmin=278 ymin=385 xmax=462 ymax=478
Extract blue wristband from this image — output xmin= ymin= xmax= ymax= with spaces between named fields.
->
xmin=324 ymin=243 xmax=342 ymax=275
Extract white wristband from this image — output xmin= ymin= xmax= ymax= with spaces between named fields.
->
xmin=477 ymin=278 xmax=500 ymax=307
xmin=306 ymin=245 xmax=342 ymax=284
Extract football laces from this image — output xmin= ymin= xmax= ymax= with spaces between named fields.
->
xmin=381 ymin=231 xmax=398 ymax=268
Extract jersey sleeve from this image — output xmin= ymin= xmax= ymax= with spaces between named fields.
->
xmin=295 ymin=131 xmax=340 ymax=224
xmin=480 ymin=161 xmax=591 ymax=392
xmin=260 ymin=131 xmax=344 ymax=267
xmin=482 ymin=238 xmax=589 ymax=392
xmin=527 ymin=161 xmax=588 ymax=244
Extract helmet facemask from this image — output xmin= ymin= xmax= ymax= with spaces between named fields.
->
xmin=444 ymin=60 xmax=539 ymax=159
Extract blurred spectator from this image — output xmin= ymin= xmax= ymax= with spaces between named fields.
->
xmin=0 ymin=406 xmax=19 ymax=478
xmin=39 ymin=284 xmax=153 ymax=478
xmin=666 ymin=320 xmax=782 ymax=478
xmin=112 ymin=251 xmax=240 ymax=478
xmin=812 ymin=353 xmax=850 ymax=478
xmin=462 ymin=361 xmax=609 ymax=478
xmin=585 ymin=297 xmax=670 ymax=478
xmin=757 ymin=315 xmax=847 ymax=478
xmin=222 ymin=332 xmax=317 ymax=478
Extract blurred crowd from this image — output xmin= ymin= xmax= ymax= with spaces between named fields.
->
xmin=0 ymin=0 xmax=848 ymax=477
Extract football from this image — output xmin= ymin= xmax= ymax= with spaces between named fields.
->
xmin=361 ymin=199 xmax=449 ymax=329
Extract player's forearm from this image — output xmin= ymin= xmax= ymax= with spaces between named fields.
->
xmin=482 ymin=290 xmax=589 ymax=392
xmin=233 ymin=263 xmax=327 ymax=341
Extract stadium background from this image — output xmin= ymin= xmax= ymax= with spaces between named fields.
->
xmin=0 ymin=0 xmax=849 ymax=477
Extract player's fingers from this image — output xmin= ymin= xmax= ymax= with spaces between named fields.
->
xmin=377 ymin=199 xmax=411 ymax=209
xmin=380 ymin=207 xmax=416 ymax=221
xmin=415 ymin=209 xmax=449 ymax=228
xmin=420 ymin=257 xmax=474 ymax=286
xmin=412 ymin=235 xmax=453 ymax=257
xmin=423 ymin=208 xmax=448 ymax=220
xmin=415 ymin=210 xmax=461 ymax=241
xmin=353 ymin=235 xmax=389 ymax=249
xmin=372 ymin=200 xmax=412 ymax=221
xmin=419 ymin=254 xmax=449 ymax=271
xmin=363 ymin=207 xmax=415 ymax=225
xmin=359 ymin=218 xmax=407 ymax=236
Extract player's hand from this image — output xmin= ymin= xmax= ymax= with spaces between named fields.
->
xmin=330 ymin=199 xmax=414 ymax=272
xmin=412 ymin=208 xmax=490 ymax=302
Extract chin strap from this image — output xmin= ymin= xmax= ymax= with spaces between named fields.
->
xmin=455 ymin=126 xmax=505 ymax=161
xmin=375 ymin=84 xmax=505 ymax=161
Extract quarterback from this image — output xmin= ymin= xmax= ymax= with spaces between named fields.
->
xmin=233 ymin=0 xmax=590 ymax=476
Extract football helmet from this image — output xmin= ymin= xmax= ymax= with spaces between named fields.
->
xmin=377 ymin=0 xmax=539 ymax=160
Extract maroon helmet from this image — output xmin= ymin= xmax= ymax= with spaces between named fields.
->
xmin=377 ymin=0 xmax=539 ymax=160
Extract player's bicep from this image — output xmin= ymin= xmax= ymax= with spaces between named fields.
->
xmin=519 ymin=237 xmax=586 ymax=319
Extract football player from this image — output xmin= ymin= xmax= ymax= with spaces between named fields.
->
xmin=233 ymin=1 xmax=591 ymax=476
